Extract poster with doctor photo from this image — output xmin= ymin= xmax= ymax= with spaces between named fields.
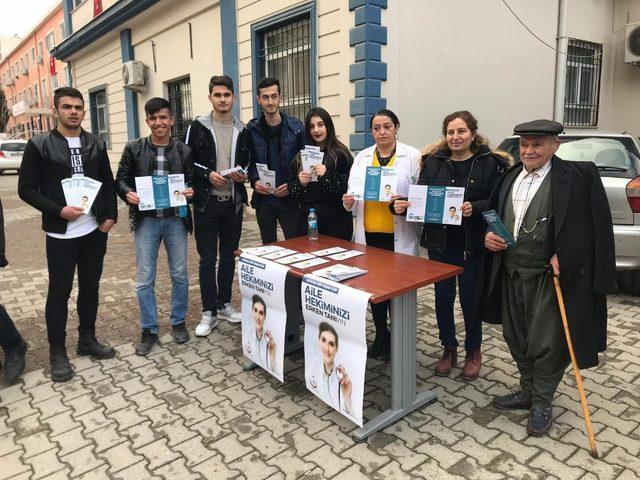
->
xmin=302 ymin=275 xmax=371 ymax=427
xmin=239 ymin=254 xmax=290 ymax=382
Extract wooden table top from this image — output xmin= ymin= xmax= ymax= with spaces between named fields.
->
xmin=239 ymin=235 xmax=463 ymax=303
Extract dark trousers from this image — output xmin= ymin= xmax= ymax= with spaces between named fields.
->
xmin=194 ymin=200 xmax=243 ymax=312
xmin=0 ymin=305 xmax=23 ymax=352
xmin=365 ymin=232 xmax=394 ymax=333
xmin=45 ymin=228 xmax=108 ymax=347
xmin=296 ymin=205 xmax=353 ymax=241
xmin=502 ymin=270 xmax=569 ymax=406
xmin=255 ymin=202 xmax=298 ymax=244
xmin=428 ymin=246 xmax=482 ymax=353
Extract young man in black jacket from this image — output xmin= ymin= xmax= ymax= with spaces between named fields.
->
xmin=0 ymin=196 xmax=28 ymax=384
xmin=18 ymin=87 xmax=118 ymax=382
xmin=185 ymin=75 xmax=248 ymax=336
xmin=245 ymin=77 xmax=305 ymax=243
xmin=115 ymin=97 xmax=194 ymax=356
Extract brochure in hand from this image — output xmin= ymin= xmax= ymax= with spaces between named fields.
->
xmin=301 ymin=145 xmax=324 ymax=182
xmin=482 ymin=210 xmax=516 ymax=247
xmin=219 ymin=165 xmax=247 ymax=178
xmin=348 ymin=166 xmax=397 ymax=201
xmin=256 ymin=163 xmax=276 ymax=193
xmin=406 ymin=185 xmax=465 ymax=225
xmin=135 ymin=174 xmax=187 ymax=211
xmin=61 ymin=177 xmax=102 ymax=213
xmin=312 ymin=264 xmax=368 ymax=282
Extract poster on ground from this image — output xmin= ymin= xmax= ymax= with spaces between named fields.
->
xmin=239 ymin=253 xmax=289 ymax=382
xmin=301 ymin=275 xmax=371 ymax=426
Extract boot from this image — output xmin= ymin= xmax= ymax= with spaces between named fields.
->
xmin=4 ymin=340 xmax=28 ymax=384
xmin=135 ymin=328 xmax=159 ymax=356
xmin=368 ymin=332 xmax=384 ymax=358
xmin=462 ymin=349 xmax=482 ymax=381
xmin=527 ymin=404 xmax=553 ymax=436
xmin=378 ymin=330 xmax=391 ymax=362
xmin=77 ymin=333 xmax=116 ymax=359
xmin=435 ymin=346 xmax=457 ymax=376
xmin=50 ymin=345 xmax=73 ymax=383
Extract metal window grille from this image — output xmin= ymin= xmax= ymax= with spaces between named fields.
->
xmin=167 ymin=77 xmax=192 ymax=142
xmin=564 ymin=39 xmax=603 ymax=127
xmin=259 ymin=17 xmax=311 ymax=121
xmin=90 ymin=88 xmax=110 ymax=147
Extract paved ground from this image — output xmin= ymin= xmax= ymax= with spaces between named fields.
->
xmin=1 ymin=173 xmax=639 ymax=479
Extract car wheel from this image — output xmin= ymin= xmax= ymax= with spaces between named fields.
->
xmin=617 ymin=270 xmax=640 ymax=296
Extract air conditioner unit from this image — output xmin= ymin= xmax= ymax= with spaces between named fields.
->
xmin=6 ymin=78 xmax=14 ymax=86
xmin=21 ymin=66 xmax=29 ymax=76
xmin=122 ymin=60 xmax=147 ymax=91
xmin=28 ymin=96 xmax=38 ymax=107
xmin=37 ymin=55 xmax=43 ymax=65
xmin=625 ymin=22 xmax=640 ymax=64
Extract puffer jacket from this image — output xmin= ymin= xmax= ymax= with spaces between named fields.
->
xmin=115 ymin=137 xmax=194 ymax=232
xmin=418 ymin=144 xmax=509 ymax=253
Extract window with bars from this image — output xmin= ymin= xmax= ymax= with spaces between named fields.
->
xmin=258 ymin=16 xmax=311 ymax=121
xmin=89 ymin=87 xmax=110 ymax=147
xmin=564 ymin=39 xmax=603 ymax=127
xmin=167 ymin=77 xmax=192 ymax=142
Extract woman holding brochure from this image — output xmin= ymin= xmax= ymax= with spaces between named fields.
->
xmin=342 ymin=109 xmax=421 ymax=360
xmin=289 ymin=107 xmax=354 ymax=240
xmin=392 ymin=110 xmax=509 ymax=380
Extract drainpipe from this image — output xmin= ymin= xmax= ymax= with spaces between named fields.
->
xmin=553 ymin=0 xmax=568 ymax=122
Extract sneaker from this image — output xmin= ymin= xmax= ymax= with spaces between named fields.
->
xmin=217 ymin=303 xmax=241 ymax=323
xmin=462 ymin=349 xmax=482 ymax=381
xmin=50 ymin=346 xmax=73 ymax=383
xmin=435 ymin=346 xmax=457 ymax=376
xmin=171 ymin=322 xmax=190 ymax=343
xmin=4 ymin=340 xmax=28 ymax=384
xmin=135 ymin=328 xmax=159 ymax=356
xmin=195 ymin=311 xmax=219 ymax=337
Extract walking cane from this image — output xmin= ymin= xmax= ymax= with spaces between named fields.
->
xmin=550 ymin=271 xmax=599 ymax=459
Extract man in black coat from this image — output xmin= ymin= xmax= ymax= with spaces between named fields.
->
xmin=483 ymin=119 xmax=615 ymax=436
xmin=18 ymin=87 xmax=118 ymax=382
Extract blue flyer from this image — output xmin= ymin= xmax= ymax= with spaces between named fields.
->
xmin=482 ymin=210 xmax=516 ymax=247
xmin=363 ymin=166 xmax=381 ymax=201
xmin=406 ymin=185 xmax=465 ymax=225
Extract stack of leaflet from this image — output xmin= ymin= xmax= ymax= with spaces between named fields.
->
xmin=300 ymin=145 xmax=324 ymax=182
xmin=312 ymin=264 xmax=368 ymax=282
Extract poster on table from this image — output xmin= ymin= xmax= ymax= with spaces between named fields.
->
xmin=135 ymin=174 xmax=187 ymax=211
xmin=302 ymin=275 xmax=371 ymax=426
xmin=406 ymin=185 xmax=465 ymax=225
xmin=238 ymin=253 xmax=289 ymax=382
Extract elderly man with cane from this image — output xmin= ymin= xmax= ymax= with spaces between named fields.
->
xmin=483 ymin=119 xmax=615 ymax=439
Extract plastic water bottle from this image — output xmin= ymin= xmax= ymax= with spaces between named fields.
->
xmin=308 ymin=208 xmax=318 ymax=240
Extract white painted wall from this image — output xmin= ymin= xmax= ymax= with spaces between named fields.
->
xmin=383 ymin=0 xmax=559 ymax=150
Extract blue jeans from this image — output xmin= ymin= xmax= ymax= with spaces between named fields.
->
xmin=428 ymin=246 xmax=482 ymax=352
xmin=134 ymin=217 xmax=188 ymax=333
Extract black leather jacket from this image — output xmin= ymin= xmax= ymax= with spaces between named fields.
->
xmin=418 ymin=145 xmax=508 ymax=253
xmin=0 ymin=197 xmax=7 ymax=267
xmin=115 ymin=137 xmax=194 ymax=232
xmin=18 ymin=129 xmax=117 ymax=234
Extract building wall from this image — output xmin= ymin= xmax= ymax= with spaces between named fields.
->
xmin=383 ymin=0 xmax=559 ymax=149
xmin=236 ymin=0 xmax=354 ymax=144
xmin=0 ymin=6 xmax=67 ymax=137
xmin=70 ymin=0 xmax=120 ymax=32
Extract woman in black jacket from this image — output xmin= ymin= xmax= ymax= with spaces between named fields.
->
xmin=289 ymin=107 xmax=354 ymax=240
xmin=393 ymin=111 xmax=509 ymax=380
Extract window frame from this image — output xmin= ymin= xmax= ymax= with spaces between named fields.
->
xmin=45 ymin=31 xmax=56 ymax=52
xmin=250 ymin=2 xmax=317 ymax=119
xmin=89 ymin=85 xmax=110 ymax=148
xmin=165 ymin=75 xmax=193 ymax=142
xmin=563 ymin=38 xmax=603 ymax=128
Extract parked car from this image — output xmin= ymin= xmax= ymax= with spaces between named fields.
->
xmin=0 ymin=139 xmax=27 ymax=174
xmin=498 ymin=132 xmax=640 ymax=296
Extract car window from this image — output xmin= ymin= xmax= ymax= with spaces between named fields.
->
xmin=0 ymin=142 xmax=26 ymax=152
xmin=558 ymin=138 xmax=631 ymax=169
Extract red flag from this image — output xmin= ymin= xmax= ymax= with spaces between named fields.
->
xmin=94 ymin=0 xmax=102 ymax=16
xmin=49 ymin=56 xmax=56 ymax=76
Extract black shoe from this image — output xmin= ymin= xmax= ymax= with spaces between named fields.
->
xmin=527 ymin=404 xmax=553 ymax=436
xmin=379 ymin=332 xmax=391 ymax=362
xmin=135 ymin=329 xmax=158 ymax=356
xmin=4 ymin=340 xmax=28 ymax=384
xmin=171 ymin=322 xmax=190 ymax=344
xmin=492 ymin=390 xmax=533 ymax=410
xmin=368 ymin=333 xmax=384 ymax=358
xmin=77 ymin=336 xmax=116 ymax=359
xmin=50 ymin=347 xmax=73 ymax=383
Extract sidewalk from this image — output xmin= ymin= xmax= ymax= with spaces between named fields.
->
xmin=1 ymin=175 xmax=639 ymax=479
